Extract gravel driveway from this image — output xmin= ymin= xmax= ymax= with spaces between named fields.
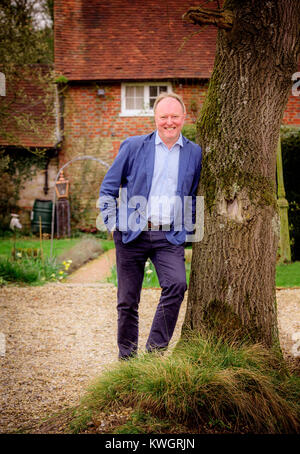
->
xmin=0 ymin=283 xmax=299 ymax=434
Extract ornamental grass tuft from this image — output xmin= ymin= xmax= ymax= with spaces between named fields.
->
xmin=70 ymin=332 xmax=300 ymax=434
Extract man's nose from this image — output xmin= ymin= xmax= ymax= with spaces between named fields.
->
xmin=166 ymin=116 xmax=173 ymax=124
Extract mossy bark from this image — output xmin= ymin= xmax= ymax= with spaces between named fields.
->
xmin=183 ymin=0 xmax=300 ymax=348
xmin=276 ymin=138 xmax=291 ymax=263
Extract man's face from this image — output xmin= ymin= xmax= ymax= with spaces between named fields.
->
xmin=154 ymin=97 xmax=186 ymax=148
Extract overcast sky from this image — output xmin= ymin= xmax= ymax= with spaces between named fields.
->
xmin=30 ymin=0 xmax=52 ymax=30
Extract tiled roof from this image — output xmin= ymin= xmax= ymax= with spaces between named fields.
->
xmin=54 ymin=0 xmax=217 ymax=81
xmin=0 ymin=65 xmax=58 ymax=148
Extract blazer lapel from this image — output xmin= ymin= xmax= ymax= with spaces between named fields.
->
xmin=144 ymin=134 xmax=156 ymax=196
xmin=177 ymin=139 xmax=191 ymax=193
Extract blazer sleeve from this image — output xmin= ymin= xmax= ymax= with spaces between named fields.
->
xmin=99 ymin=139 xmax=132 ymax=230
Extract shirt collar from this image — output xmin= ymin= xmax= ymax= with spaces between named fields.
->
xmin=155 ymin=131 xmax=183 ymax=148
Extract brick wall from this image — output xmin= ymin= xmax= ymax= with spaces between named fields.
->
xmin=60 ymin=80 xmax=208 ymax=163
xmin=283 ymin=93 xmax=300 ymax=125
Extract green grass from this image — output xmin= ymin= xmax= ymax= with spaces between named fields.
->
xmin=276 ymin=261 xmax=300 ymax=287
xmin=100 ymin=239 xmax=115 ymax=252
xmin=108 ymin=259 xmax=299 ymax=289
xmin=0 ymin=236 xmax=115 ymax=285
xmin=0 ymin=237 xmax=81 ymax=258
xmin=0 ymin=237 xmax=115 ymax=258
xmin=69 ymin=332 xmax=300 ymax=434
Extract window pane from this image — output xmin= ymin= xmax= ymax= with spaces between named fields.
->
xmin=126 ymin=86 xmax=135 ymax=97
xmin=159 ymin=86 xmax=168 ymax=93
xmin=125 ymin=97 xmax=135 ymax=110
xmin=125 ymin=86 xmax=144 ymax=110
xmin=135 ymin=97 xmax=144 ymax=109
xmin=150 ymin=86 xmax=158 ymax=97
xmin=149 ymin=97 xmax=156 ymax=109
xmin=135 ymin=86 xmax=144 ymax=97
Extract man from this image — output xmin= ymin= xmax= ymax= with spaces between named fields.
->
xmin=100 ymin=92 xmax=202 ymax=359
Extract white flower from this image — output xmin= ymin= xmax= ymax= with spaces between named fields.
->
xmin=146 ymin=269 xmax=153 ymax=275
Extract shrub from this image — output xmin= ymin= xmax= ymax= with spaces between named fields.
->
xmin=182 ymin=124 xmax=197 ymax=142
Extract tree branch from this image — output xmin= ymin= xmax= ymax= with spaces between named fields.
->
xmin=183 ymin=7 xmax=234 ymax=30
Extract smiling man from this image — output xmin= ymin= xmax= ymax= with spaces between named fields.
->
xmin=100 ymin=92 xmax=202 ymax=360
xmin=154 ymin=94 xmax=186 ymax=148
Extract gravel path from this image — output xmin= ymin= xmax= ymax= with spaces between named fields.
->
xmin=0 ymin=258 xmax=299 ymax=433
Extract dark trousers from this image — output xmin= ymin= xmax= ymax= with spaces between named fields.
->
xmin=113 ymin=229 xmax=187 ymax=359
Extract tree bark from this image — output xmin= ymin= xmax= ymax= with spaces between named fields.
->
xmin=183 ymin=0 xmax=300 ymax=348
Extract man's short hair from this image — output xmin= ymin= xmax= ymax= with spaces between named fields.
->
xmin=153 ymin=92 xmax=186 ymax=114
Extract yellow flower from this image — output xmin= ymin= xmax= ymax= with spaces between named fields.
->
xmin=59 ymin=270 xmax=64 ymax=275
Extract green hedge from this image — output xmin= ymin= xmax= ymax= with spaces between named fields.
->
xmin=281 ymin=127 xmax=300 ymax=261
xmin=182 ymin=124 xmax=197 ymax=142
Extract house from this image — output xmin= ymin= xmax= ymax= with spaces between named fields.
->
xmin=54 ymin=0 xmax=300 ymax=159
xmin=53 ymin=0 xmax=300 ymax=230
xmin=2 ymin=1 xmax=299 ymax=232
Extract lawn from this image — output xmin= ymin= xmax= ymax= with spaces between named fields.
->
xmin=108 ymin=259 xmax=300 ymax=289
xmin=0 ymin=237 xmax=80 ymax=258
xmin=0 ymin=237 xmax=299 ymax=288
xmin=0 ymin=236 xmax=115 ymax=285
xmin=276 ymin=261 xmax=300 ymax=287
xmin=0 ymin=236 xmax=114 ymax=258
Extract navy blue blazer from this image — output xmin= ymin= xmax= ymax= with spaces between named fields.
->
xmin=100 ymin=131 xmax=202 ymax=245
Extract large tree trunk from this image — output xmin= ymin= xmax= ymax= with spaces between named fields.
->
xmin=183 ymin=0 xmax=300 ymax=348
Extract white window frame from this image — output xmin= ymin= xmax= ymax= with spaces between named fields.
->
xmin=120 ymin=82 xmax=172 ymax=117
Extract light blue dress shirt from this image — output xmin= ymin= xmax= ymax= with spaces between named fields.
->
xmin=147 ymin=131 xmax=182 ymax=225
